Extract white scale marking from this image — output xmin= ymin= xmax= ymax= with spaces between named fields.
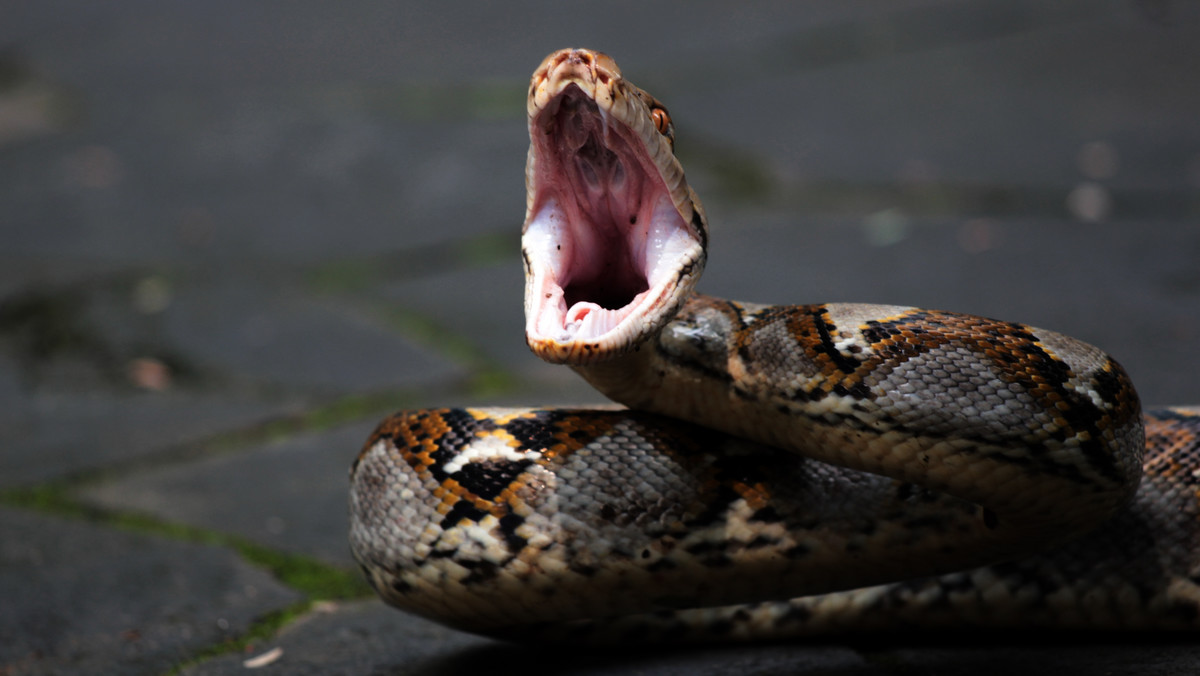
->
xmin=443 ymin=434 xmax=541 ymax=475
xmin=832 ymin=336 xmax=865 ymax=359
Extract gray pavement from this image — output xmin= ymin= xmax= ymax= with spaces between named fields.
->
xmin=2 ymin=1 xmax=1200 ymax=674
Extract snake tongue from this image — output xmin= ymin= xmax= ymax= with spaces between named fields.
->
xmin=523 ymin=72 xmax=705 ymax=365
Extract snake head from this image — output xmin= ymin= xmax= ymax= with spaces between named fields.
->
xmin=522 ymin=48 xmax=708 ymax=365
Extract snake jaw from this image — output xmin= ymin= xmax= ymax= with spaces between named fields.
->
xmin=523 ymin=49 xmax=707 ymax=365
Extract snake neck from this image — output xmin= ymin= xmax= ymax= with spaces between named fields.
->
xmin=570 ymin=340 xmax=668 ymax=408
xmin=571 ymin=293 xmax=735 ymax=416
xmin=574 ymin=293 xmax=1144 ymax=545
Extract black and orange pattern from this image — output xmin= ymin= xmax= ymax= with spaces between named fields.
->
xmin=351 ymin=406 xmax=1200 ymax=639
xmin=672 ymin=297 xmax=1145 ymax=487
xmin=349 ymin=47 xmax=1200 ymax=642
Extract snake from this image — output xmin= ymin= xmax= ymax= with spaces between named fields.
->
xmin=348 ymin=48 xmax=1200 ymax=642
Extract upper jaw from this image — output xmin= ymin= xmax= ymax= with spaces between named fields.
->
xmin=522 ymin=49 xmax=706 ymax=365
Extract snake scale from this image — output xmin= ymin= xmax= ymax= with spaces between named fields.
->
xmin=349 ymin=48 xmax=1200 ymax=642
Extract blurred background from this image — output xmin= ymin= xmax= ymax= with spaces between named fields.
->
xmin=2 ymin=1 xmax=1199 ymax=673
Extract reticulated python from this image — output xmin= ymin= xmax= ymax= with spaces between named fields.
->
xmin=349 ymin=48 xmax=1200 ymax=641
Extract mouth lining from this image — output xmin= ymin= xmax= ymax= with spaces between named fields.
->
xmin=546 ymin=88 xmax=649 ymax=312
xmin=523 ymin=79 xmax=702 ymax=362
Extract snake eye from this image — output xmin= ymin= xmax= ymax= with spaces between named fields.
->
xmin=650 ymin=107 xmax=671 ymax=135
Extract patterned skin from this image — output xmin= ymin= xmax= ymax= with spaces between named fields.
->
xmin=350 ymin=406 xmax=1200 ymax=639
xmin=348 ymin=49 xmax=1200 ymax=640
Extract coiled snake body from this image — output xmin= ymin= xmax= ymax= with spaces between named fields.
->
xmin=349 ymin=49 xmax=1200 ymax=641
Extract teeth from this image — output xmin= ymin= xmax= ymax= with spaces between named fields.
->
xmin=560 ymin=303 xmax=593 ymax=341
xmin=560 ymin=301 xmax=629 ymax=342
xmin=567 ymin=302 xmax=595 ymax=325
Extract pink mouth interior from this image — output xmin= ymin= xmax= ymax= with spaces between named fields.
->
xmin=524 ymin=84 xmax=695 ymax=350
xmin=543 ymin=87 xmax=649 ymax=310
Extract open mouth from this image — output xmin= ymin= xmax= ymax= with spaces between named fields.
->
xmin=522 ymin=84 xmax=704 ymax=364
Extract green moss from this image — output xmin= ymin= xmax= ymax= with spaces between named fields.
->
xmin=2 ymin=481 xmax=373 ymax=675
xmin=376 ymin=306 xmax=515 ymax=394
xmin=2 ymin=439 xmax=376 ymax=675
xmin=302 ymin=229 xmax=523 ymax=403
xmin=382 ymin=307 xmax=468 ymax=362
xmin=468 ymin=368 xmax=516 ymax=398
xmin=0 ymin=484 xmax=372 ymax=601
xmin=236 ymin=543 xmax=371 ymax=600
xmin=304 ymin=391 xmax=409 ymax=430
xmin=176 ymin=389 xmax=422 ymax=464
xmin=0 ymin=482 xmax=88 ymax=518
xmin=164 ymin=600 xmax=312 ymax=675
xmin=306 ymin=259 xmax=382 ymax=294
xmin=457 ymin=230 xmax=518 ymax=266
xmin=676 ymin=135 xmax=776 ymax=203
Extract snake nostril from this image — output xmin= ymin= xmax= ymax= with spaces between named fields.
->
xmin=567 ymin=51 xmax=591 ymax=67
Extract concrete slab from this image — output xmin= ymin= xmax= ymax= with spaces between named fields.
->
xmin=0 ymin=507 xmax=303 ymax=676
xmin=665 ymin=4 xmax=1200 ymax=191
xmin=156 ymin=272 xmax=463 ymax=395
xmin=180 ymin=599 xmax=881 ymax=676
xmin=381 ymin=260 xmax=526 ymax=367
xmin=182 ymin=599 xmax=1200 ymax=676
xmin=180 ymin=600 xmax=493 ymax=676
xmin=76 ymin=422 xmax=377 ymax=567
xmin=0 ymin=388 xmax=299 ymax=489
xmin=378 ymin=259 xmax=609 ymax=405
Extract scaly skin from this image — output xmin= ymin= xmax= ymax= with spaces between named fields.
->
xmin=348 ymin=49 xmax=1200 ymax=642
